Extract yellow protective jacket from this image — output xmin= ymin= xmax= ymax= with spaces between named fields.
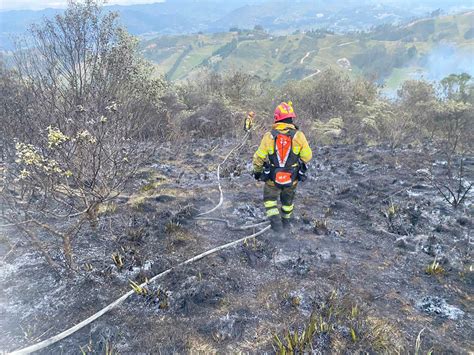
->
xmin=253 ymin=123 xmax=312 ymax=173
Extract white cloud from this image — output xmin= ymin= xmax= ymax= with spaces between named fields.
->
xmin=1 ymin=0 xmax=165 ymax=11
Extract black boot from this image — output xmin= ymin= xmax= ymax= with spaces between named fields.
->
xmin=269 ymin=215 xmax=283 ymax=233
xmin=281 ymin=217 xmax=291 ymax=229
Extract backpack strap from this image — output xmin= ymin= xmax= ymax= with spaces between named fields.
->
xmin=271 ymin=128 xmax=296 ymax=139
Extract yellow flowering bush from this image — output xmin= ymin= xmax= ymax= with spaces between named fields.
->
xmin=19 ymin=169 xmax=30 ymax=179
xmin=47 ymin=126 xmax=69 ymax=148
xmin=15 ymin=142 xmax=43 ymax=165
xmin=15 ymin=141 xmax=67 ymax=177
xmin=76 ymin=129 xmax=97 ymax=144
xmin=42 ymin=158 xmax=63 ymax=174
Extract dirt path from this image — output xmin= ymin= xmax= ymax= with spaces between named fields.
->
xmin=337 ymin=40 xmax=357 ymax=47
xmin=303 ymin=69 xmax=321 ymax=80
xmin=319 ymin=40 xmax=357 ymax=51
xmin=300 ymin=50 xmax=316 ymax=64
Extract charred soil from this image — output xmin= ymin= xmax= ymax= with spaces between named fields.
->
xmin=1 ymin=141 xmax=473 ymax=353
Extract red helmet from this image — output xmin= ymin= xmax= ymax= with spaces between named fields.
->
xmin=274 ymin=101 xmax=296 ymax=122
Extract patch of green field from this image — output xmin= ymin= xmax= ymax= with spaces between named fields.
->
xmin=154 ymin=50 xmax=184 ymax=76
xmin=384 ymin=66 xmax=426 ymax=91
xmin=173 ymin=45 xmax=222 ymax=79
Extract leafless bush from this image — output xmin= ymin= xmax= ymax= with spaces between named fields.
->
xmin=433 ymin=100 xmax=473 ymax=169
xmin=172 ymin=69 xmax=270 ymax=140
xmin=426 ymin=157 xmax=472 ymax=209
xmin=0 ymin=59 xmax=31 ymax=161
xmin=397 ymin=80 xmax=438 ymax=140
xmin=182 ymin=98 xmax=238 ymax=138
xmin=353 ymin=99 xmax=415 ymax=148
xmin=281 ymin=69 xmax=359 ymax=121
xmin=0 ymin=0 xmax=167 ymax=272
xmin=178 ymin=69 xmax=268 ymax=108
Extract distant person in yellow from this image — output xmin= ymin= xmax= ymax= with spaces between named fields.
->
xmin=244 ymin=111 xmax=255 ymax=132
xmin=252 ymin=102 xmax=312 ymax=232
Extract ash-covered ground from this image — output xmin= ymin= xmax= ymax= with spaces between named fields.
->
xmin=1 ymin=140 xmax=473 ymax=353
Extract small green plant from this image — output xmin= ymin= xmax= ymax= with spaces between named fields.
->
xmin=156 ymin=288 xmax=169 ymax=309
xmin=425 ymin=258 xmax=444 ymax=275
xmin=20 ymin=324 xmax=37 ymax=342
xmin=291 ymin=296 xmax=301 ymax=307
xmin=350 ymin=327 xmax=358 ymax=342
xmin=315 ymin=219 xmax=327 ymax=228
xmin=165 ymin=220 xmax=182 ymax=235
xmin=313 ymin=219 xmax=329 ymax=235
xmin=129 ymin=279 xmax=148 ymax=296
xmin=140 ymin=182 xmax=157 ymax=193
xmin=273 ymin=313 xmax=332 ymax=353
xmin=414 ymin=328 xmax=433 ymax=355
xmin=111 ymin=252 xmax=124 ymax=270
xmin=414 ymin=328 xmax=424 ymax=355
xmin=127 ymin=227 xmax=145 ymax=241
xmin=243 ymin=237 xmax=258 ymax=250
xmin=350 ymin=304 xmax=359 ymax=319
xmin=323 ymin=207 xmax=333 ymax=217
xmin=80 ymin=338 xmax=117 ymax=355
xmin=104 ymin=340 xmax=117 ymax=355
xmin=387 ymin=203 xmax=397 ymax=218
xmin=382 ymin=201 xmax=399 ymax=229
xmin=79 ymin=341 xmax=92 ymax=354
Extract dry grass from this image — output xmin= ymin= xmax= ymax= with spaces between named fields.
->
xmin=425 ymin=259 xmax=445 ymax=275
xmin=186 ymin=335 xmax=218 ymax=354
xmin=96 ymin=202 xmax=118 ymax=215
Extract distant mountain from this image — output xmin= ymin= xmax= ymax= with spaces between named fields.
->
xmin=1 ymin=0 xmax=472 ymax=50
xmin=0 ymin=0 xmax=264 ymax=50
xmin=109 ymin=0 xmax=263 ymax=34
xmin=208 ymin=1 xmax=410 ymax=33
xmin=140 ymin=11 xmax=474 ymax=91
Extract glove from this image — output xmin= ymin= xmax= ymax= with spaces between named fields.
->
xmin=253 ymin=171 xmax=262 ymax=181
xmin=298 ymin=162 xmax=308 ymax=182
xmin=298 ymin=170 xmax=307 ymax=182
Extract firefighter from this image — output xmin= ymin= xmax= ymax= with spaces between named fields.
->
xmin=252 ymin=102 xmax=312 ymax=232
xmin=244 ymin=111 xmax=255 ymax=132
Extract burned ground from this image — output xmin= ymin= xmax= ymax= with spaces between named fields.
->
xmin=1 ymin=140 xmax=472 ymax=353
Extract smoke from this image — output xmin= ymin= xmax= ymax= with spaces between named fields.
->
xmin=423 ymin=44 xmax=474 ymax=81
xmin=382 ymin=43 xmax=473 ymax=98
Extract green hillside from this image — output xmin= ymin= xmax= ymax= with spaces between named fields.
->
xmin=141 ymin=11 xmax=474 ymax=86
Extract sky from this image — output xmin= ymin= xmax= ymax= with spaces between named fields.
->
xmin=0 ymin=0 xmax=165 ymax=11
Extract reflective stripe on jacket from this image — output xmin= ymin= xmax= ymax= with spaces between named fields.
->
xmin=253 ymin=123 xmax=312 ymax=173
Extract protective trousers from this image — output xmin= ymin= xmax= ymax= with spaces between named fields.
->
xmin=263 ymin=182 xmax=297 ymax=220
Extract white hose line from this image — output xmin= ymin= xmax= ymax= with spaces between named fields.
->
xmin=197 ymin=131 xmax=250 ymax=217
xmin=195 ymin=217 xmax=269 ymax=231
xmin=9 ymin=130 xmax=270 ymax=354
xmin=8 ymin=225 xmax=271 ymax=355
